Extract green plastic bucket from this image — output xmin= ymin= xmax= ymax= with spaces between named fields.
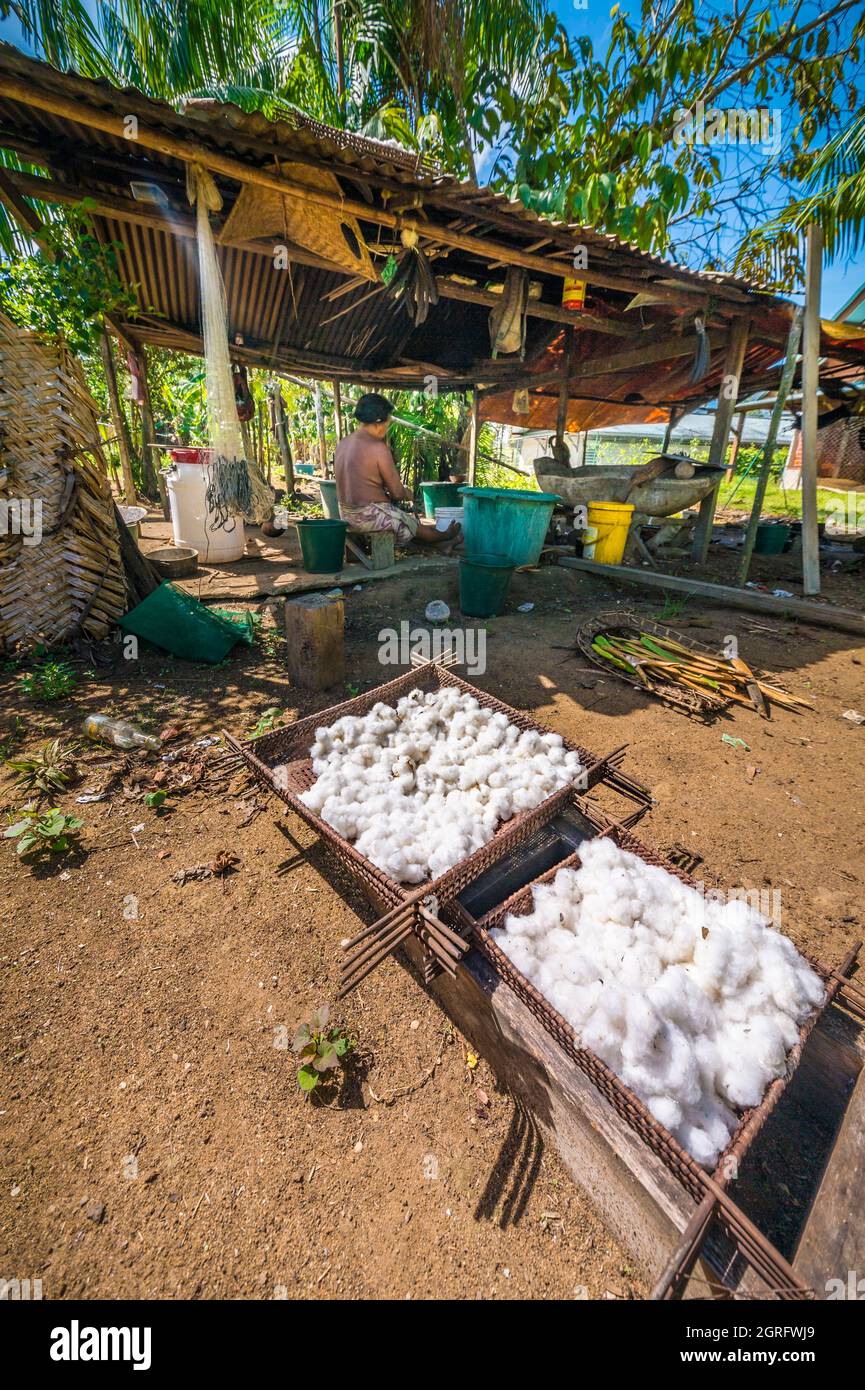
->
xmin=119 ymin=582 xmax=247 ymax=663
xmin=295 ymin=517 xmax=348 ymax=572
xmin=319 ymin=479 xmax=340 ymax=519
xmin=458 ymin=486 xmax=561 ymax=566
xmin=418 ymin=480 xmax=462 ymax=519
xmin=754 ymin=521 xmax=791 ymax=555
xmin=459 ymin=553 xmax=514 ymax=618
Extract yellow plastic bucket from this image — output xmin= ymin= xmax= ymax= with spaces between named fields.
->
xmin=582 ymin=501 xmax=635 ymax=565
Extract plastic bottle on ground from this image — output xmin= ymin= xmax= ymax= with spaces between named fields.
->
xmin=81 ymin=714 xmax=161 ymax=752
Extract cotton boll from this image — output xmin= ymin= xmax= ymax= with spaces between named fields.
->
xmin=547 ymin=979 xmax=585 ymax=1028
xmin=715 ymin=1027 xmax=773 ymax=1110
xmin=647 ymin=1094 xmax=683 ymax=1134
xmin=534 ymin=959 xmax=561 ymax=995
xmin=678 ymin=1108 xmax=724 ymax=1169
xmin=499 ymin=934 xmax=538 ymax=979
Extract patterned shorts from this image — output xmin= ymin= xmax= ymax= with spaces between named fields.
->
xmin=340 ymin=501 xmax=420 ymax=546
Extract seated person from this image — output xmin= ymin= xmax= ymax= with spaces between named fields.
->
xmin=334 ymin=393 xmax=461 ymax=547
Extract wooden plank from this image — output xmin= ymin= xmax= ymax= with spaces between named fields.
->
xmin=794 ymin=1056 xmax=865 ymax=1295
xmin=691 ymin=318 xmax=750 ymax=562
xmin=801 ymin=225 xmax=823 ymax=596
xmin=467 ymin=390 xmax=480 ymax=486
xmin=556 ymin=555 xmax=865 ymax=635
xmin=738 ymin=307 xmax=803 ymax=586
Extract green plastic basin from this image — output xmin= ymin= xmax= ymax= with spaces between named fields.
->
xmin=418 ymin=481 xmax=463 ymax=518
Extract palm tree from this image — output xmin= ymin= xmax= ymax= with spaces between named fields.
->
xmin=734 ymin=112 xmax=865 ymax=289
xmin=3 ymin=0 xmax=550 ymax=182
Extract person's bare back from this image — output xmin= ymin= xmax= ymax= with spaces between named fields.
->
xmin=334 ymin=428 xmax=405 ymax=508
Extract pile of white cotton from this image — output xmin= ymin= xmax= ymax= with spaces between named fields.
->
xmin=491 ymin=836 xmax=825 ymax=1168
xmin=299 ymin=686 xmax=584 ymax=883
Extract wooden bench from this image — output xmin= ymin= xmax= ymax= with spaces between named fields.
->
xmin=345 ymin=527 xmax=395 ymax=570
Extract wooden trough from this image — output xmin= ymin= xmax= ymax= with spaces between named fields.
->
xmin=225 ymin=661 xmax=865 ymax=1299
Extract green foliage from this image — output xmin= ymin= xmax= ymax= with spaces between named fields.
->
xmin=652 ymin=592 xmax=690 ymax=622
xmin=144 ymin=789 xmax=168 ymax=811
xmin=0 ymin=202 xmax=140 ymax=353
xmin=248 ymin=706 xmax=285 ymax=738
xmin=6 ymin=0 xmax=863 ymax=295
xmin=20 ymin=660 xmax=77 ymax=703
xmin=3 ymin=806 xmax=83 ymax=859
xmin=6 ymin=738 xmax=78 ymax=800
xmin=291 ymin=1005 xmax=356 ymax=1097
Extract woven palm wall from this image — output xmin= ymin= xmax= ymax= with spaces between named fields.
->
xmin=0 ymin=313 xmax=128 ymax=649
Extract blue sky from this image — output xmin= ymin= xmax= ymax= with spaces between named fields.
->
xmin=1 ymin=0 xmax=863 ymax=314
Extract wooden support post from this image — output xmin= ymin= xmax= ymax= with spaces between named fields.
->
xmin=467 ymin=390 xmax=480 ymax=486
xmin=284 ymin=592 xmax=345 ymax=690
xmin=691 ymin=318 xmax=750 ymax=563
xmin=724 ymin=409 xmax=746 ymax=482
xmin=738 ymin=307 xmax=803 ymax=588
xmin=553 ymin=328 xmax=574 ymax=465
xmin=332 ymin=379 xmax=343 ymax=443
xmin=314 ymin=379 xmax=328 ymax=476
xmin=100 ymin=327 xmax=138 ymax=503
xmin=802 ymin=224 xmax=823 ymax=596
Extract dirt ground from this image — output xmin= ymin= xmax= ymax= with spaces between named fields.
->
xmin=2 ymin=543 xmax=864 ymax=1300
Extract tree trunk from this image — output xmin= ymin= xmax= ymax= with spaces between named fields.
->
xmin=314 ymin=380 xmax=328 ymax=476
xmin=333 ymin=1 xmax=346 ymax=105
xmin=100 ymin=327 xmax=138 ymax=503
xmin=136 ymin=346 xmax=165 ymax=508
xmin=273 ymin=388 xmax=295 ymax=494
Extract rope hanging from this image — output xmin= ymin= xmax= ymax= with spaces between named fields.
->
xmin=186 ymin=162 xmax=274 ymax=528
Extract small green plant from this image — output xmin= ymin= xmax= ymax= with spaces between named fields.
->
xmin=6 ymin=738 xmax=77 ymax=800
xmin=291 ymin=1005 xmax=355 ymax=1097
xmin=144 ymin=789 xmax=168 ymax=812
xmin=4 ymin=807 xmax=83 ymax=859
xmin=20 ymin=660 xmax=77 ymax=703
xmin=248 ymin=706 xmax=285 ymax=738
xmin=345 ymin=682 xmax=360 ymax=697
xmin=653 ymin=592 xmax=690 ymax=623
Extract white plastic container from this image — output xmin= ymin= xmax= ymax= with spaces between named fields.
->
xmin=434 ymin=505 xmax=464 ymax=531
xmin=165 ymin=450 xmax=245 ymax=563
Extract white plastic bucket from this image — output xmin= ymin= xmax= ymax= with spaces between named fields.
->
xmin=434 ymin=506 xmax=464 ymax=531
xmin=166 ymin=459 xmax=246 ymax=563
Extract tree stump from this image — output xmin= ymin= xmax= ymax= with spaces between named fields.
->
xmin=284 ymin=592 xmax=345 ymax=690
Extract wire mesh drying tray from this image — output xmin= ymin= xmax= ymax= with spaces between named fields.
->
xmin=445 ymin=795 xmax=838 ymax=1196
xmin=226 ymin=661 xmax=653 ymax=915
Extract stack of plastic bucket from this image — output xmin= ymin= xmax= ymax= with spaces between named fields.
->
xmin=457 ymin=486 xmax=560 ymax=617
